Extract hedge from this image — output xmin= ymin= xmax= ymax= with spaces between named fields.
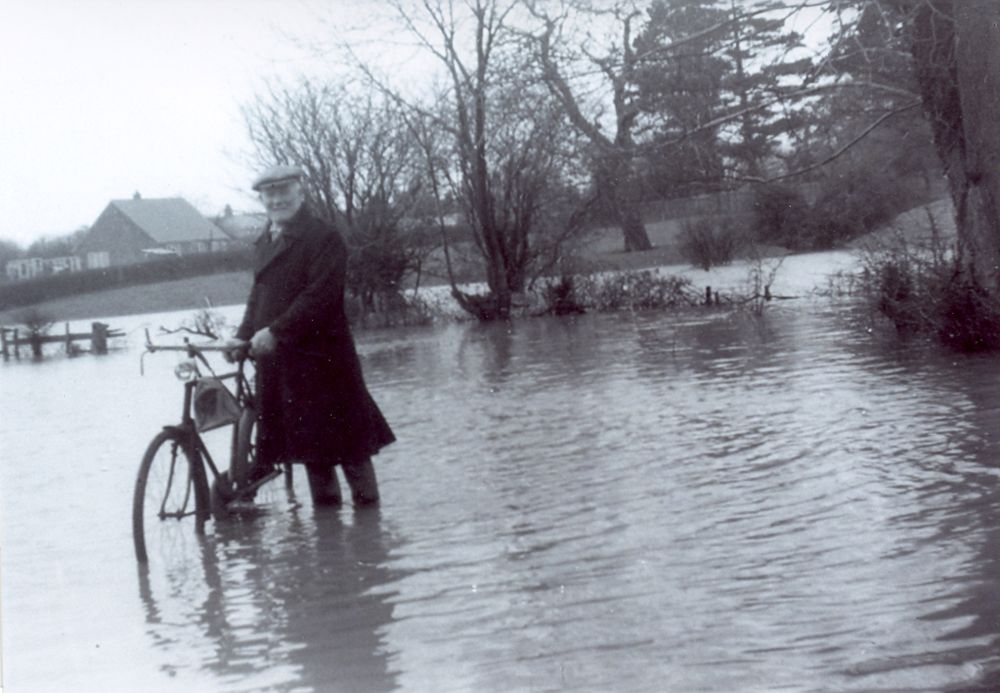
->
xmin=0 ymin=249 xmax=254 ymax=311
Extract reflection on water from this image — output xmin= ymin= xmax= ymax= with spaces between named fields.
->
xmin=137 ymin=506 xmax=401 ymax=692
xmin=3 ymin=295 xmax=1000 ymax=691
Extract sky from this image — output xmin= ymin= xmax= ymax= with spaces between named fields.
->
xmin=0 ymin=0 xmax=384 ymax=246
xmin=0 ymin=0 xmax=832 ymax=248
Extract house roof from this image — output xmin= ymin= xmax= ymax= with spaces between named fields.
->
xmin=215 ymin=211 xmax=267 ymax=239
xmin=109 ymin=197 xmax=230 ymax=243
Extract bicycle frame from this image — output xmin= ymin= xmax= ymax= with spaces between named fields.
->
xmin=135 ymin=335 xmax=285 ymax=564
xmin=144 ymin=335 xmax=255 ymax=485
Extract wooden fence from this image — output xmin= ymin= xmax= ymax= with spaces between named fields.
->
xmin=1 ymin=322 xmax=123 ymax=360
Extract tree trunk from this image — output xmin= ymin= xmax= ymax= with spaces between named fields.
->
xmin=597 ymin=159 xmax=653 ymax=252
xmin=619 ymin=205 xmax=652 ymax=253
xmin=952 ymin=1 xmax=1000 ymax=289
xmin=912 ymin=0 xmax=1000 ymax=289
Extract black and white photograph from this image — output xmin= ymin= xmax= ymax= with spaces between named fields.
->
xmin=2 ymin=0 xmax=1000 ymax=691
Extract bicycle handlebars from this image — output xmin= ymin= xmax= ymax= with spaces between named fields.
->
xmin=141 ymin=329 xmax=251 ymax=376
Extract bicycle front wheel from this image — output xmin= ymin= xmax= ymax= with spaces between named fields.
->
xmin=133 ymin=429 xmax=210 ymax=563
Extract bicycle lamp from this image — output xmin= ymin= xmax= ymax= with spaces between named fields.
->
xmin=174 ymin=359 xmax=200 ymax=382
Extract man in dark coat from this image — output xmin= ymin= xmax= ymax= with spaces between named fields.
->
xmin=226 ymin=165 xmax=395 ymax=506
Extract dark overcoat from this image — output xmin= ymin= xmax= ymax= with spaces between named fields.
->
xmin=235 ymin=205 xmax=395 ymax=468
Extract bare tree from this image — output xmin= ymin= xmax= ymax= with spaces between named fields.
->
xmin=243 ymin=82 xmax=428 ymax=312
xmin=244 ymin=80 xmax=342 ymax=222
xmin=524 ymin=0 xmax=656 ymax=252
xmin=348 ymin=0 xmax=592 ymax=320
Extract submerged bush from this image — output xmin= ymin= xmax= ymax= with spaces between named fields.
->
xmin=936 ymin=274 xmax=1000 ymax=351
xmin=860 ymin=232 xmax=1000 ymax=351
xmin=538 ymin=271 xmax=696 ymax=314
xmin=541 ymin=276 xmax=587 ymax=316
xmin=346 ymin=292 xmax=435 ymax=329
xmin=13 ymin=307 xmax=55 ymax=335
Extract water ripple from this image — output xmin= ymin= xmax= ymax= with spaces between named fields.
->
xmin=5 ymin=300 xmax=1000 ymax=690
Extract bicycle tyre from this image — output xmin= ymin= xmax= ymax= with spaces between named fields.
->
xmin=133 ymin=429 xmax=210 ymax=564
xmin=231 ymin=407 xmax=258 ymax=490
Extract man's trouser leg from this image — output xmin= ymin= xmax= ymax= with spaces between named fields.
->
xmin=342 ymin=457 xmax=379 ymax=506
xmin=306 ymin=464 xmax=343 ymax=506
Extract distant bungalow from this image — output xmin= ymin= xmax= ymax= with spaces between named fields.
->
xmin=4 ymin=193 xmax=242 ymax=281
xmin=213 ymin=204 xmax=267 ymax=243
xmin=5 ymin=256 xmax=82 ymax=281
xmin=76 ymin=192 xmax=235 ymax=269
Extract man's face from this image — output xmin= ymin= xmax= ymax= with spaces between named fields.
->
xmin=260 ymin=181 xmax=305 ymax=225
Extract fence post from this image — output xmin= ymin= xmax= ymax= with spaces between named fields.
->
xmin=13 ymin=328 xmax=20 ymax=359
xmin=29 ymin=331 xmax=42 ymax=359
xmin=91 ymin=322 xmax=109 ymax=355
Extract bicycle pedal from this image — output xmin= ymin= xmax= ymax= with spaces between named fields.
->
xmin=243 ymin=469 xmax=282 ymax=493
xmin=224 ymin=500 xmax=259 ymax=513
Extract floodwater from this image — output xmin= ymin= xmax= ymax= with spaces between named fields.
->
xmin=3 ymin=252 xmax=1000 ymax=692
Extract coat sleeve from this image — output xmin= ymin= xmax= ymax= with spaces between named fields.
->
xmin=268 ymin=233 xmax=348 ymax=341
xmin=234 ymin=281 xmax=260 ymax=341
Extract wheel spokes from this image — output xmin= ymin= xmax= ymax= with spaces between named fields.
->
xmin=156 ymin=440 xmax=195 ymax=520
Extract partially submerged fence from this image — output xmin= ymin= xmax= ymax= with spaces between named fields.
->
xmin=1 ymin=322 xmax=124 ymax=359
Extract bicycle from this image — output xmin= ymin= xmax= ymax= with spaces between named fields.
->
xmin=132 ymin=333 xmax=283 ymax=564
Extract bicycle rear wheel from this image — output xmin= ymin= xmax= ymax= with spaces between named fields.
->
xmin=231 ymin=407 xmax=258 ymax=490
xmin=220 ymin=406 xmax=283 ymax=512
xmin=213 ymin=407 xmax=273 ymax=518
xmin=133 ymin=429 xmax=210 ymax=563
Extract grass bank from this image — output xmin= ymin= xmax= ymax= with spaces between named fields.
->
xmin=0 ymin=272 xmax=252 ymax=324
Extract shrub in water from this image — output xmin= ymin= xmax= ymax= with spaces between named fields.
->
xmin=347 ymin=291 xmax=435 ymax=329
xmin=14 ymin=307 xmax=54 ymax=335
xmin=936 ymin=273 xmax=1000 ymax=351
xmin=860 ymin=230 xmax=1000 ymax=351
xmin=571 ymin=271 xmax=694 ymax=312
xmin=541 ymin=276 xmax=587 ymax=315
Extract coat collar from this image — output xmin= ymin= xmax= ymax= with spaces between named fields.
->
xmin=254 ymin=204 xmax=310 ymax=245
xmin=253 ymin=205 xmax=310 ymax=276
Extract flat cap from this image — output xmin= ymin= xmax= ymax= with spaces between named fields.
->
xmin=252 ymin=164 xmax=305 ymax=191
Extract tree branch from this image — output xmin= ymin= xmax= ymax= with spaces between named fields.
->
xmin=731 ymin=100 xmax=923 ymax=184
xmin=648 ymin=79 xmax=920 ymax=154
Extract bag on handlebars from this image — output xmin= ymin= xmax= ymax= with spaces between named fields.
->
xmin=193 ymin=378 xmax=242 ymax=432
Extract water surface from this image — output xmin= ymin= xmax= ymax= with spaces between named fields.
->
xmin=3 ymin=258 xmax=1000 ymax=691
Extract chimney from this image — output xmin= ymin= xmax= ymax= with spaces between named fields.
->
xmin=133 ymin=191 xmax=141 ymax=200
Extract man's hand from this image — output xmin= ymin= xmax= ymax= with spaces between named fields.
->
xmin=223 ymin=338 xmax=249 ymax=363
xmin=250 ymin=327 xmax=277 ymax=357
